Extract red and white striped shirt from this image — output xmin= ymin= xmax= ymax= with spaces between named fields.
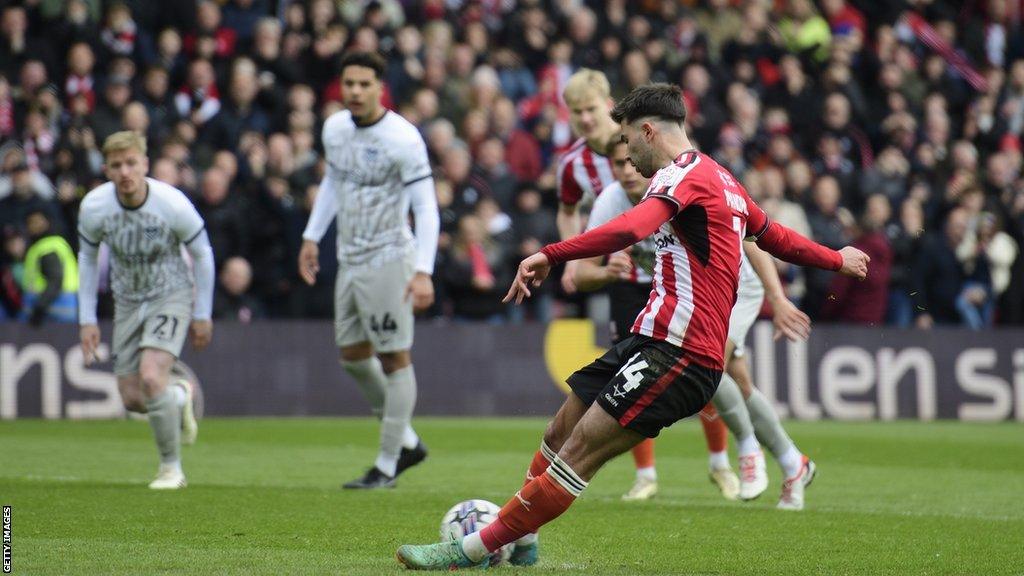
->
xmin=541 ymin=150 xmax=842 ymax=370
xmin=630 ymin=150 xmax=755 ymax=365
xmin=556 ymin=137 xmax=615 ymax=207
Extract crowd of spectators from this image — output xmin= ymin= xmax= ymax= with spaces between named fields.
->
xmin=1 ymin=0 xmax=1023 ymax=329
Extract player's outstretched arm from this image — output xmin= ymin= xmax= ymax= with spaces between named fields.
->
xmin=742 ymin=189 xmax=868 ymax=278
xmin=744 ymin=242 xmax=810 ymax=342
xmin=748 ymin=218 xmax=869 ymax=279
xmin=505 ymin=198 xmax=674 ymax=304
xmin=504 ymin=252 xmax=552 ymax=304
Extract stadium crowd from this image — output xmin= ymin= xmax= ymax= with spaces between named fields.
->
xmin=1 ymin=0 xmax=1022 ymax=328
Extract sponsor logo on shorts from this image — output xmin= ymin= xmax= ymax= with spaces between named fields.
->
xmin=603 ymin=393 xmax=619 ymax=407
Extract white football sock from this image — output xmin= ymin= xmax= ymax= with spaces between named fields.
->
xmin=145 ymin=389 xmax=181 ymax=465
xmin=341 ymin=357 xmax=388 ymax=418
xmin=737 ymin=434 xmax=760 ymax=457
xmin=374 ymin=453 xmax=399 ymax=477
xmin=377 ymin=365 xmax=417 ymax=477
xmin=712 ymin=373 xmax=755 ymax=441
xmin=462 ymin=532 xmax=489 ymax=563
xmin=171 ymin=383 xmax=187 ymax=409
xmin=402 ymin=425 xmax=420 ymax=450
xmin=159 ymin=460 xmax=183 ymax=475
xmin=635 ymin=466 xmax=657 ymax=482
xmin=778 ymin=445 xmax=803 ymax=478
xmin=746 ymin=388 xmax=797 ymax=462
xmin=708 ymin=450 xmax=730 ymax=471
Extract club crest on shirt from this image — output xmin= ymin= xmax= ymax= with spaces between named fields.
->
xmin=144 ymin=226 xmax=160 ymax=240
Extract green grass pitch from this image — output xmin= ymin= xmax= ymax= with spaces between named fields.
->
xmin=1 ymin=417 xmax=1022 ymax=575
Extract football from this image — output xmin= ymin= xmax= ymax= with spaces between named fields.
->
xmin=439 ymin=499 xmax=513 ymax=566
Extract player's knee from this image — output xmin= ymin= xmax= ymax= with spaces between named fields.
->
xmin=340 ymin=342 xmax=374 ymax=363
xmin=138 ymin=368 xmax=168 ymax=398
xmin=122 ymin=395 xmax=146 ymax=413
xmin=378 ymin=351 xmax=410 ymax=374
xmin=542 ymin=421 xmax=562 ymax=452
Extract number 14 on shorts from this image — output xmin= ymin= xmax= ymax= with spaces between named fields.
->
xmin=613 ymin=352 xmax=649 ymax=397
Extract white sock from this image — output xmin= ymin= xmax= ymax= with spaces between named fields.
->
xmin=341 ymin=357 xmax=388 ymax=418
xmin=379 ymin=366 xmax=416 ymax=474
xmin=159 ymin=460 xmax=183 ymax=475
xmin=737 ymin=434 xmax=760 ymax=457
xmin=635 ymin=466 xmax=657 ymax=482
xmin=171 ymin=384 xmax=187 ymax=408
xmin=402 ymin=425 xmax=420 ymax=450
xmin=708 ymin=450 xmax=730 ymax=471
xmin=375 ymin=452 xmax=399 ymax=477
xmin=462 ymin=532 xmax=488 ymax=562
xmin=778 ymin=446 xmax=803 ymax=478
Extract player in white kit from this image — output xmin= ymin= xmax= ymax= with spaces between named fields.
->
xmin=299 ymin=52 xmax=440 ymax=489
xmin=77 ymin=131 xmax=214 ymax=490
xmin=727 ymin=244 xmax=818 ymax=510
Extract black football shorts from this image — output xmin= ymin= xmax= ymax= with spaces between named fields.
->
xmin=567 ymin=334 xmax=722 ymax=438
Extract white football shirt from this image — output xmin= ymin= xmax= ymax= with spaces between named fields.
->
xmin=311 ymin=110 xmax=433 ymax=267
xmin=78 ymin=178 xmax=204 ymax=303
xmin=586 ymin=181 xmax=656 ymax=285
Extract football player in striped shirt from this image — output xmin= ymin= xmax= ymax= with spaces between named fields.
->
xmin=556 ymin=69 xmax=734 ymax=502
xmin=574 ymin=134 xmax=744 ymax=502
xmin=555 ymin=69 xmax=618 ymax=294
xmin=396 ymin=84 xmax=868 ymax=570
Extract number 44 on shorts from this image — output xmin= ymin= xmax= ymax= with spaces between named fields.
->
xmin=369 ymin=313 xmax=398 ymax=335
xmin=613 ymin=352 xmax=649 ymax=397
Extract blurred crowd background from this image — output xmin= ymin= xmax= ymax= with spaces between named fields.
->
xmin=1 ymin=0 xmax=1023 ymax=329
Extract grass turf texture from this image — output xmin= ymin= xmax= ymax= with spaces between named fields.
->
xmin=1 ymin=417 xmax=1022 ymax=575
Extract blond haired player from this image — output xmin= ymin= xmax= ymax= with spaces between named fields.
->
xmin=556 ymin=69 xmax=619 ymax=295
xmin=78 ymin=131 xmax=214 ymax=489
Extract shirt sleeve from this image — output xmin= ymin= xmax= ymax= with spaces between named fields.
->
xmin=407 ymin=176 xmax=439 ymax=274
xmin=400 ymin=133 xmax=432 ymax=185
xmin=77 ymin=239 xmax=100 ymax=324
xmin=302 ymin=175 xmax=338 ymax=243
xmin=743 ymin=189 xmax=842 ymax=271
xmin=541 ymin=197 xmax=676 ymax=265
xmin=77 ymin=196 xmax=104 ymax=247
xmin=171 ymin=191 xmax=206 ymax=243
xmin=184 ymin=229 xmax=215 ymax=320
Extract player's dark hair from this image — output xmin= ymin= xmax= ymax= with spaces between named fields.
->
xmin=339 ymin=51 xmax=386 ymax=79
xmin=604 ymin=131 xmax=625 ymax=156
xmin=610 ymin=83 xmax=687 ymax=126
